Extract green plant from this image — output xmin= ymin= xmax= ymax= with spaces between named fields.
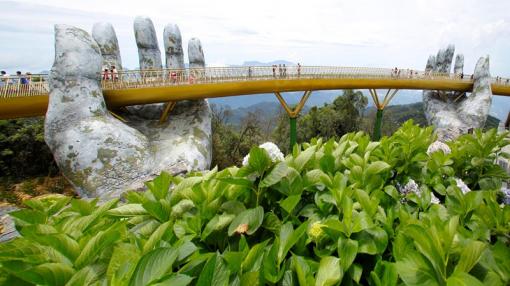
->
xmin=0 ymin=121 xmax=509 ymax=285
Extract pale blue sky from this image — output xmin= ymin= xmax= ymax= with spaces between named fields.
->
xmin=1 ymin=0 xmax=510 ymax=118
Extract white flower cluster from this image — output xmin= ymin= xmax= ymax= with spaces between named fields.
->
xmin=242 ymin=142 xmax=284 ymax=166
xmin=501 ymin=188 xmax=510 ymax=205
xmin=454 ymin=178 xmax=471 ymax=194
xmin=399 ymin=179 xmax=441 ymax=204
xmin=427 ymin=141 xmax=451 ymax=156
xmin=399 ymin=179 xmax=421 ymax=196
xmin=430 ymin=193 xmax=441 ymax=204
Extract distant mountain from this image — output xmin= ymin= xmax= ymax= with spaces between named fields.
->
xmin=217 ymin=100 xmax=501 ymax=131
xmin=229 ymin=60 xmax=296 ymax=67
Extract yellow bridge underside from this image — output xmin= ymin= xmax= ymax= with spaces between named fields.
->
xmin=2 ymin=78 xmax=510 ymax=119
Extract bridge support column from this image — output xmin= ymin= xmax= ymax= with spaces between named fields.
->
xmin=289 ymin=116 xmax=297 ymax=150
xmin=274 ymin=91 xmax=312 ymax=150
xmin=159 ymin=101 xmax=177 ymax=124
xmin=368 ymin=89 xmax=399 ymax=140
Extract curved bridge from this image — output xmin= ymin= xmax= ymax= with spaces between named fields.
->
xmin=1 ymin=65 xmax=510 ymax=119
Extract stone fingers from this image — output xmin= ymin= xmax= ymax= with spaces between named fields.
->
xmin=458 ymin=56 xmax=492 ymax=128
xmin=434 ymin=45 xmax=455 ymax=73
xmin=188 ymin=38 xmax=205 ymax=68
xmin=134 ymin=16 xmax=162 ymax=70
xmin=92 ymin=22 xmax=122 ymax=70
xmin=164 ymin=24 xmax=185 ymax=69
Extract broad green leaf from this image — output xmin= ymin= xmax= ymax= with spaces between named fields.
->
xmin=293 ymin=146 xmax=316 ymax=172
xmin=66 ymin=264 xmax=106 ymax=286
xmin=248 ymin=147 xmax=272 ymax=174
xmin=446 ymin=271 xmax=484 ymax=286
xmin=196 ymin=253 xmax=229 ymax=286
xmin=279 ymin=194 xmax=301 ymax=214
xmin=242 ymin=240 xmax=269 ymax=273
xmin=145 ymin=171 xmax=172 ymax=200
xmin=338 ymin=238 xmax=358 ymax=270
xmin=107 ymin=243 xmax=140 ymax=283
xmin=74 ymin=223 xmax=123 ymax=268
xmin=260 ymin=162 xmax=288 ymax=188
xmin=454 ymin=240 xmax=487 ymax=273
xmin=143 ymin=221 xmax=171 ymax=254
xmin=107 ymin=204 xmax=148 ymax=217
xmin=228 ymin=206 xmax=264 ymax=236
xmin=278 ymin=221 xmax=309 ymax=265
xmin=150 ymin=273 xmax=193 ymax=286
xmin=202 ymin=213 xmax=235 ymax=240
xmin=129 ymin=247 xmax=178 ymax=286
xmin=366 ymin=161 xmax=390 ymax=175
xmin=396 ymin=252 xmax=438 ymax=286
xmin=315 ymin=256 xmax=342 ymax=286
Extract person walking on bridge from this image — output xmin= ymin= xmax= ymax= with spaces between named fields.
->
xmin=278 ymin=64 xmax=282 ymax=78
xmin=248 ymin=66 xmax=253 ymax=78
xmin=283 ymin=64 xmax=287 ymax=78
xmin=0 ymin=71 xmax=8 ymax=86
xmin=110 ymin=65 xmax=119 ymax=81
xmin=297 ymin=63 xmax=301 ymax=78
xmin=272 ymin=65 xmax=276 ymax=78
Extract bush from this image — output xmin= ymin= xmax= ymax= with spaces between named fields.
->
xmin=0 ymin=118 xmax=58 ymax=179
xmin=0 ymin=121 xmax=509 ymax=285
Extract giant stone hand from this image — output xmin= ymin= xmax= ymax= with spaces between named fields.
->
xmin=423 ymin=45 xmax=493 ymax=141
xmin=45 ymin=17 xmax=212 ymax=200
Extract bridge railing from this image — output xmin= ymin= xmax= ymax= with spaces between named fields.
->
xmin=0 ymin=74 xmax=49 ymax=98
xmin=1 ymin=66 xmax=509 ymax=98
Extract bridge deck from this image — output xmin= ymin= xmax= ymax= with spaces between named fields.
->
xmin=1 ymin=66 xmax=509 ymax=119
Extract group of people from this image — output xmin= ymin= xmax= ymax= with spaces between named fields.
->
xmin=0 ymin=70 xmax=32 ymax=87
xmin=271 ymin=63 xmax=302 ymax=78
xmin=101 ymin=65 xmax=119 ymax=81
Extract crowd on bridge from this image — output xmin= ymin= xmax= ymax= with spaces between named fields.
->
xmin=0 ymin=70 xmax=33 ymax=87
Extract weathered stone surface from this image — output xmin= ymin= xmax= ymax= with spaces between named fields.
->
xmin=45 ymin=22 xmax=212 ymax=200
xmin=92 ymin=22 xmax=122 ymax=70
xmin=454 ymin=54 xmax=464 ymax=75
xmin=134 ymin=16 xmax=162 ymax=70
xmin=188 ymin=38 xmax=205 ymax=68
xmin=423 ymin=45 xmax=492 ymax=141
xmin=164 ymin=24 xmax=185 ymax=69
xmin=46 ymin=25 xmax=152 ymax=200
xmin=434 ymin=45 xmax=455 ymax=73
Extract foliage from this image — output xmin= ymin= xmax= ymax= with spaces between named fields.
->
xmin=273 ymin=90 xmax=368 ymax=153
xmin=1 ymin=121 xmax=509 ymax=285
xmin=0 ymin=118 xmax=58 ymax=179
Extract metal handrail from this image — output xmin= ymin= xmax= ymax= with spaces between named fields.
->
xmin=1 ymin=66 xmax=509 ymax=98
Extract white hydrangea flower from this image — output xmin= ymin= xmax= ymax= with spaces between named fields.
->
xmin=242 ymin=142 xmax=284 ymax=166
xmin=430 ymin=193 xmax=441 ymax=204
xmin=501 ymin=188 xmax=510 ymax=205
xmin=427 ymin=141 xmax=451 ymax=156
xmin=399 ymin=179 xmax=421 ymax=196
xmin=454 ymin=178 xmax=471 ymax=194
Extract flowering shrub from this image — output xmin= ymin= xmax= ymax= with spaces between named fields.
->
xmin=0 ymin=121 xmax=509 ymax=285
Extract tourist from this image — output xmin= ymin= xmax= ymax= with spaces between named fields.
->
xmin=272 ymin=65 xmax=276 ymax=78
xmin=20 ymin=72 xmax=29 ymax=85
xmin=283 ymin=64 xmax=287 ymax=77
xmin=278 ymin=64 xmax=282 ymax=78
xmin=102 ymin=68 xmax=110 ymax=80
xmin=110 ymin=65 xmax=118 ymax=81
xmin=248 ymin=66 xmax=252 ymax=78
xmin=297 ymin=63 xmax=301 ymax=77
xmin=0 ymin=71 xmax=8 ymax=86
xmin=170 ymin=70 xmax=177 ymax=84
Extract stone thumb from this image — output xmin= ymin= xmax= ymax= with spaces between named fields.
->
xmin=46 ymin=24 xmax=108 ymax=127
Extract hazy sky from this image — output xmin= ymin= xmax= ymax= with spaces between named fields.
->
xmin=2 ymin=0 xmax=510 ymax=75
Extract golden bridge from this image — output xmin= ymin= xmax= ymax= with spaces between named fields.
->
xmin=1 ymin=65 xmax=510 ymax=121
